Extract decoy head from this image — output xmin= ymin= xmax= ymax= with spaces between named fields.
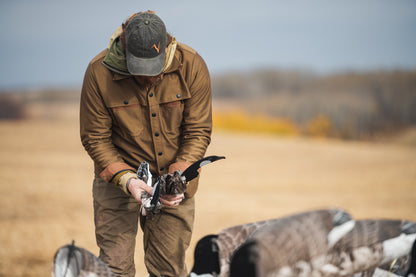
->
xmin=53 ymin=241 xmax=83 ymax=277
xmin=190 ymin=235 xmax=220 ymax=276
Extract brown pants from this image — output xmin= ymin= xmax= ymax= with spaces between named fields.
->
xmin=93 ymin=175 xmax=195 ymax=277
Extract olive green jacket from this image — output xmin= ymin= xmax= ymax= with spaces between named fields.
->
xmin=80 ymin=42 xmax=212 ymax=196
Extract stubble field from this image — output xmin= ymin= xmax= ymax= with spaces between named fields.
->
xmin=0 ymin=116 xmax=415 ymax=276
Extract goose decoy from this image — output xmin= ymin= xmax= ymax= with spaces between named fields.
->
xmin=229 ymin=219 xmax=416 ymax=277
xmin=52 ymin=241 xmax=115 ymax=277
xmin=140 ymin=155 xmax=225 ymax=216
xmin=190 ymin=208 xmax=352 ymax=277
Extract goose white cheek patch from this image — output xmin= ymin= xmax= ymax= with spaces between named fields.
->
xmin=381 ymin=233 xmax=416 ymax=264
xmin=199 ymin=160 xmax=212 ymax=167
xmin=327 ymin=220 xmax=356 ymax=247
xmin=189 ymin=273 xmax=214 ymax=277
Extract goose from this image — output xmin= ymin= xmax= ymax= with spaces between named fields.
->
xmin=52 ymin=241 xmax=115 ymax=277
xmin=139 ymin=156 xmax=225 ymax=216
xmin=190 ymin=208 xmax=353 ymax=277
xmin=229 ymin=219 xmax=416 ymax=277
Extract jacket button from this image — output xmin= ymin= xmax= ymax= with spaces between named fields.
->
xmin=152 ymin=113 xmax=156 ymax=117
xmin=149 ymin=92 xmax=154 ymax=97
xmin=155 ymin=132 xmax=160 ymax=137
xmin=123 ymin=100 xmax=129 ymax=105
xmin=158 ymin=152 xmax=163 ymax=156
xmin=176 ymin=94 xmax=181 ymax=98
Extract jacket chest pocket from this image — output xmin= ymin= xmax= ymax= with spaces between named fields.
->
xmin=109 ymin=103 xmax=146 ymax=137
xmin=160 ymin=100 xmax=185 ymax=135
xmin=155 ymin=75 xmax=191 ymax=135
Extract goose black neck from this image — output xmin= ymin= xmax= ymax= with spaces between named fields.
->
xmin=407 ymin=240 xmax=416 ymax=277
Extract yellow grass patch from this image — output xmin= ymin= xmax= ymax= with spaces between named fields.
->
xmin=213 ymin=110 xmax=299 ymax=136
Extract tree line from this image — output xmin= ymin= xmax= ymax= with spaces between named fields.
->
xmin=212 ymin=69 xmax=416 ymax=139
xmin=1 ymin=69 xmax=415 ymax=139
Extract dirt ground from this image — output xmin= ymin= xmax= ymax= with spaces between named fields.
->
xmin=0 ymin=118 xmax=415 ymax=276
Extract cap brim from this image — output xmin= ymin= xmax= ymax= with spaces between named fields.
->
xmin=126 ymin=51 xmax=166 ymax=76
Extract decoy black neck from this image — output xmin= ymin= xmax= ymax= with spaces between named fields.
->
xmin=191 ymin=235 xmax=220 ymax=275
xmin=407 ymin=240 xmax=416 ymax=277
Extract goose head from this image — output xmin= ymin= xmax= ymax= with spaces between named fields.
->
xmin=53 ymin=241 xmax=83 ymax=277
xmin=190 ymin=235 xmax=220 ymax=277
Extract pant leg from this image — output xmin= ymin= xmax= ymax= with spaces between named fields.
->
xmin=93 ymin=175 xmax=140 ymax=277
xmin=141 ymin=197 xmax=195 ymax=277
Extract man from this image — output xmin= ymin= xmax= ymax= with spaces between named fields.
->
xmin=80 ymin=11 xmax=212 ymax=277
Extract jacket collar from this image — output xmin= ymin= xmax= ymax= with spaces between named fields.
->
xmin=103 ymin=35 xmax=182 ymax=81
xmin=110 ymin=51 xmax=182 ymax=81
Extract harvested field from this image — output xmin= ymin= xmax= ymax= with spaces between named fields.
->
xmin=0 ymin=119 xmax=415 ymax=276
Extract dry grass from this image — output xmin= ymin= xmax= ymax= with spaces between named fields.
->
xmin=0 ymin=118 xmax=415 ymax=276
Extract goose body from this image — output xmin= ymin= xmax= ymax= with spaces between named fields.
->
xmin=52 ymin=242 xmax=115 ymax=277
xmin=191 ymin=208 xmax=352 ymax=277
xmin=229 ymin=219 xmax=416 ymax=277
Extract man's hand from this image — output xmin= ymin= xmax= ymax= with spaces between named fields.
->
xmin=168 ymin=161 xmax=192 ymax=174
xmin=164 ymin=162 xmax=192 ymax=207
xmin=161 ymin=193 xmax=185 ymax=207
xmin=127 ymin=178 xmax=153 ymax=204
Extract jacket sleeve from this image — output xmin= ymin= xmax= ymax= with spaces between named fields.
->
xmin=80 ymin=61 xmax=134 ymax=183
xmin=175 ymin=53 xmax=212 ymax=163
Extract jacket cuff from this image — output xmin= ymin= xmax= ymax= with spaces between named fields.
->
xmin=99 ymin=162 xmax=136 ymax=183
xmin=111 ymin=169 xmax=135 ymax=185
xmin=118 ymin=172 xmax=138 ymax=194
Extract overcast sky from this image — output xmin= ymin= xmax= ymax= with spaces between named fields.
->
xmin=1 ymin=0 xmax=415 ymax=89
